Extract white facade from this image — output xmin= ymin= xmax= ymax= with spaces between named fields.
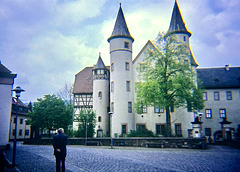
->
xmin=0 ymin=62 xmax=16 ymax=148
xmin=199 ymin=88 xmax=240 ymax=141
xmin=93 ymin=64 xmax=110 ymax=137
xmin=9 ymin=115 xmax=31 ymax=140
xmin=109 ymin=37 xmax=135 ymax=137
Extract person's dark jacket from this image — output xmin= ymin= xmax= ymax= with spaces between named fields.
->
xmin=53 ymin=133 xmax=68 ymax=158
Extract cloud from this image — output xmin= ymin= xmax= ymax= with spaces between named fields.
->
xmin=1 ymin=0 xmax=240 ymax=102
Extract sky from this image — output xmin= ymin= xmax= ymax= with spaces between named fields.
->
xmin=1 ymin=0 xmax=240 ymax=103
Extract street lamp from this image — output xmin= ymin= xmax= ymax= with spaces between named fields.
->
xmin=108 ymin=111 xmax=113 ymax=149
xmin=11 ymin=86 xmax=25 ymax=166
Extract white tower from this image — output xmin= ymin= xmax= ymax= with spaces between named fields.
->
xmin=168 ymin=0 xmax=198 ymax=67
xmin=107 ymin=4 xmax=135 ymax=137
xmin=92 ymin=54 xmax=110 ymax=137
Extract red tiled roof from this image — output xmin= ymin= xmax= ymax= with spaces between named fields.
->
xmin=73 ymin=67 xmax=94 ymax=94
xmin=73 ymin=66 xmax=110 ymax=94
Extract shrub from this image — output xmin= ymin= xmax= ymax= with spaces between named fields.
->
xmin=127 ymin=129 xmax=155 ymax=137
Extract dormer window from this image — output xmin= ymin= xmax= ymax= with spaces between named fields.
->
xmin=124 ymin=41 xmax=129 ymax=49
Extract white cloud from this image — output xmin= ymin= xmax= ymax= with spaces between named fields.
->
xmin=1 ymin=0 xmax=240 ymax=102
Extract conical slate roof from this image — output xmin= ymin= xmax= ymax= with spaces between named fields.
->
xmin=168 ymin=0 xmax=191 ymax=37
xmin=93 ymin=53 xmax=106 ymax=69
xmin=107 ymin=4 xmax=134 ymax=42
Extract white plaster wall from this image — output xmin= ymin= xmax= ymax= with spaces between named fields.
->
xmin=200 ymin=88 xmax=240 ymax=138
xmin=93 ymin=79 xmax=109 ymax=136
xmin=9 ymin=115 xmax=31 ymax=140
xmin=0 ymin=84 xmax=12 ymax=146
xmin=133 ymin=41 xmax=194 ymax=137
xmin=175 ymin=33 xmax=190 ymax=45
xmin=109 ymin=37 xmax=134 ymax=136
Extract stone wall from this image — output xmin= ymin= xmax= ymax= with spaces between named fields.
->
xmin=24 ymin=137 xmax=206 ymax=149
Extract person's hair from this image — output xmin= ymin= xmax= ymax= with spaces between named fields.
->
xmin=58 ymin=128 xmax=64 ymax=134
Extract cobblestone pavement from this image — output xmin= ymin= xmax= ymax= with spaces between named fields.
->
xmin=3 ymin=143 xmax=240 ymax=172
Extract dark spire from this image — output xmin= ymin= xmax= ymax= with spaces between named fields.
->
xmin=168 ymin=0 xmax=191 ymax=37
xmin=107 ymin=4 xmax=134 ymax=42
xmin=94 ymin=53 xmax=106 ymax=69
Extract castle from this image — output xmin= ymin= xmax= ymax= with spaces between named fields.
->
xmin=73 ymin=1 xmax=240 ymax=141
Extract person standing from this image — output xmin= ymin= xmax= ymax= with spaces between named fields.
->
xmin=53 ymin=128 xmax=67 ymax=172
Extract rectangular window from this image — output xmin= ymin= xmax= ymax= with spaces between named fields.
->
xmin=111 ymin=63 xmax=114 ymax=71
xmin=175 ymin=124 xmax=182 ymax=137
xmin=122 ymin=124 xmax=127 ymax=134
xmin=183 ymin=36 xmax=186 ymax=41
xmin=128 ymin=102 xmax=132 ymax=113
xmin=126 ymin=81 xmax=131 ymax=92
xmin=111 ymin=102 xmax=114 ymax=112
xmin=13 ymin=118 xmax=16 ymax=124
xmin=154 ymin=105 xmax=164 ymax=113
xmin=156 ymin=124 xmax=166 ymax=136
xmin=125 ymin=62 xmax=130 ymax=71
xmin=205 ymin=109 xmax=212 ymax=119
xmin=203 ymin=92 xmax=207 ymax=101
xmin=226 ymin=91 xmax=232 ymax=100
xmin=124 ymin=41 xmax=129 ymax=49
xmin=20 ymin=118 xmax=23 ymax=124
xmin=19 ymin=129 xmax=22 ymax=136
xmin=205 ymin=128 xmax=211 ymax=136
xmin=136 ymin=124 xmax=146 ymax=132
xmin=214 ymin=92 xmax=220 ymax=101
xmin=25 ymin=129 xmax=30 ymax=136
xmin=111 ymin=82 xmax=114 ymax=92
xmin=219 ymin=109 xmax=226 ymax=118
xmin=143 ymin=105 xmax=147 ymax=113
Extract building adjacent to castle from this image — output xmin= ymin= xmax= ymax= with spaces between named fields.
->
xmin=73 ymin=1 xmax=240 ymax=142
xmin=0 ymin=62 xmax=16 ymax=149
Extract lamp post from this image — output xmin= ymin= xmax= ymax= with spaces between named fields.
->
xmin=11 ymin=86 xmax=25 ymax=166
xmin=85 ymin=117 xmax=87 ymax=145
xmin=108 ymin=111 xmax=113 ymax=149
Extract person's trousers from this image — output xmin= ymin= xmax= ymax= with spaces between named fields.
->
xmin=55 ymin=156 xmax=65 ymax=172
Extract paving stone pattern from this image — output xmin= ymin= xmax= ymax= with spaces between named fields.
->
xmin=4 ymin=143 xmax=240 ymax=172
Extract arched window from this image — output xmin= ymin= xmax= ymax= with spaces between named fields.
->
xmin=98 ymin=116 xmax=102 ymax=122
xmin=98 ymin=91 xmax=102 ymax=99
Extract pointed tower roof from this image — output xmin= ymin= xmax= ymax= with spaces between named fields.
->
xmin=107 ymin=3 xmax=134 ymax=42
xmin=94 ymin=53 xmax=106 ymax=69
xmin=168 ymin=0 xmax=191 ymax=37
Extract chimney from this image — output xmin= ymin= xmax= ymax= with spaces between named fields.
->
xmin=225 ymin=64 xmax=230 ymax=71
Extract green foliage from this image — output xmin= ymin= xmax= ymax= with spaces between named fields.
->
xmin=29 ymin=94 xmax=73 ymax=133
xmin=135 ymin=32 xmax=204 ymax=136
xmin=127 ymin=129 xmax=155 ymax=137
xmin=74 ymin=109 xmax=96 ymax=138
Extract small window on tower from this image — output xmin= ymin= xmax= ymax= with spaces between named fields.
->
xmin=183 ymin=36 xmax=186 ymax=41
xmin=126 ymin=81 xmax=131 ymax=92
xmin=124 ymin=41 xmax=129 ymax=49
xmin=125 ymin=62 xmax=129 ymax=71
xmin=98 ymin=91 xmax=102 ymax=99
xmin=111 ymin=82 xmax=114 ymax=92
xmin=111 ymin=63 xmax=114 ymax=71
